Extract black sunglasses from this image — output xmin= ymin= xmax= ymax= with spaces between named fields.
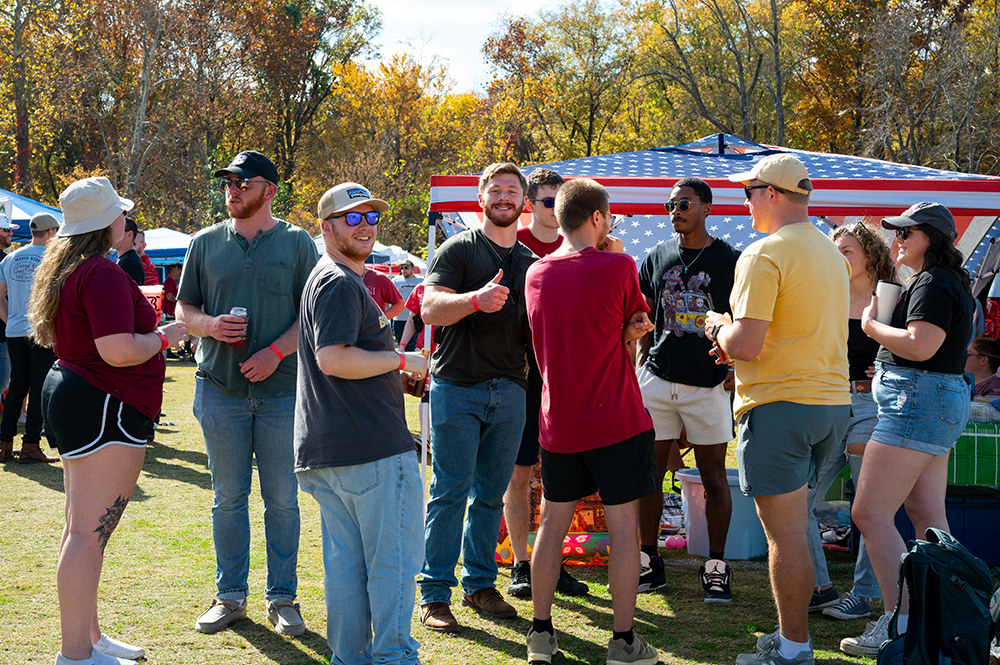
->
xmin=330 ymin=211 xmax=381 ymax=226
xmin=530 ymin=197 xmax=556 ymax=209
xmin=218 ymin=177 xmax=270 ymax=192
xmin=743 ymin=185 xmax=770 ymax=199
xmin=665 ymin=199 xmax=699 ymax=213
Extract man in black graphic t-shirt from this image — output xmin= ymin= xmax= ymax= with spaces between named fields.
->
xmin=636 ymin=177 xmax=741 ymax=603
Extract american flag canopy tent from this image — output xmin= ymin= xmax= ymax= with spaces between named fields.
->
xmin=429 ymin=134 xmax=1000 ymax=292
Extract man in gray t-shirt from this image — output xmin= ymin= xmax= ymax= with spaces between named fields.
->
xmin=392 ymin=260 xmax=421 ymax=349
xmin=295 ymin=181 xmax=427 ymax=663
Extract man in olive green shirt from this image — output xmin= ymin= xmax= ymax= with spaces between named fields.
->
xmin=178 ymin=151 xmax=318 ymax=636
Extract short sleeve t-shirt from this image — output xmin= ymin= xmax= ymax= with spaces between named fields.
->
xmin=141 ymin=254 xmax=159 ymax=285
xmin=294 ymin=258 xmax=413 ymax=470
xmin=517 ymin=226 xmax=562 ymax=258
xmin=178 ymin=219 xmax=318 ymax=398
xmin=730 ymin=223 xmax=851 ymax=420
xmin=53 ymin=257 xmax=165 ymax=419
xmin=117 ymin=249 xmax=145 ymax=286
xmin=162 ymin=276 xmax=178 ymax=317
xmin=875 ymin=267 xmax=974 ymax=374
xmin=391 ymin=274 xmax=422 ymax=321
xmin=639 ymin=238 xmax=740 ymax=387
xmin=0 ymin=243 xmax=47 ymax=337
xmin=424 ymin=228 xmax=536 ymax=388
xmin=363 ymin=269 xmax=402 ymax=311
xmin=526 ymin=248 xmax=653 ymax=453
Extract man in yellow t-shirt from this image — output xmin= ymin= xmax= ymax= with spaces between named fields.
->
xmin=705 ymin=154 xmax=850 ymax=665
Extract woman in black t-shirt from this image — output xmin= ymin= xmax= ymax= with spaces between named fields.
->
xmin=845 ymin=203 xmax=974 ymax=653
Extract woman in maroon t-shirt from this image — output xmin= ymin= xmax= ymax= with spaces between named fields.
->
xmin=30 ymin=177 xmax=186 ymax=665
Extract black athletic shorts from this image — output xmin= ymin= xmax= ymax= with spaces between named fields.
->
xmin=539 ymin=428 xmax=657 ymax=506
xmin=41 ymin=364 xmax=150 ymax=459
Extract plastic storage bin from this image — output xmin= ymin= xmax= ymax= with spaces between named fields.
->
xmin=677 ymin=468 xmax=767 ymax=560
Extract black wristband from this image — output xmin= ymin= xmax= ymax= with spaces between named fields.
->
xmin=708 ymin=323 xmax=722 ymax=343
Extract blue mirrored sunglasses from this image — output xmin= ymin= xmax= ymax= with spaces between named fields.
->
xmin=330 ymin=211 xmax=381 ymax=226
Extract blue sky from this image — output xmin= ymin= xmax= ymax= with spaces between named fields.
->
xmin=373 ymin=0 xmax=560 ymax=94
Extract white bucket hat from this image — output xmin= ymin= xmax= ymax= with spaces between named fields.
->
xmin=58 ymin=177 xmax=134 ymax=237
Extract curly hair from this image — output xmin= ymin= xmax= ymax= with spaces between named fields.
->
xmin=831 ymin=222 xmax=896 ymax=284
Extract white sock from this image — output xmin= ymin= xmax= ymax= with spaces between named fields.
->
xmin=778 ymin=634 xmax=811 ymax=658
xmin=896 ymin=613 xmax=908 ymax=633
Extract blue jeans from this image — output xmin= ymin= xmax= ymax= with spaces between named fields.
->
xmin=193 ymin=376 xmax=300 ymax=600
xmin=419 ymin=377 xmax=525 ymax=604
xmin=806 ymin=392 xmax=879 ymax=597
xmin=298 ymin=452 xmax=423 ymax=665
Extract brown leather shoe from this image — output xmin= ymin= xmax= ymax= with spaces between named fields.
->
xmin=0 ymin=439 xmax=13 ymax=462
xmin=18 ymin=442 xmax=56 ymax=464
xmin=419 ymin=602 xmax=459 ymax=633
xmin=461 ymin=587 xmax=517 ymax=619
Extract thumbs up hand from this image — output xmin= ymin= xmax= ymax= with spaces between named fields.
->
xmin=472 ymin=269 xmax=509 ymax=313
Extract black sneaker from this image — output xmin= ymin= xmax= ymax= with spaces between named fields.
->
xmin=508 ymin=560 xmax=532 ymax=598
xmin=637 ymin=552 xmax=666 ymax=593
xmin=808 ymin=586 xmax=840 ymax=612
xmin=700 ymin=558 xmax=733 ymax=604
xmin=556 ymin=565 xmax=589 ymax=596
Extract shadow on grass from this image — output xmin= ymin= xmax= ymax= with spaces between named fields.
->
xmin=2 ymin=457 xmax=64 ymax=492
xmin=231 ymin=620 xmax=330 ymax=664
xmin=140 ymin=440 xmax=212 ymax=490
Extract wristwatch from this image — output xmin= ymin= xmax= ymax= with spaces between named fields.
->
xmin=707 ymin=323 xmax=722 ymax=343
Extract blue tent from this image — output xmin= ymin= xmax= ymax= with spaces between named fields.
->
xmin=0 ymin=188 xmax=62 ymax=244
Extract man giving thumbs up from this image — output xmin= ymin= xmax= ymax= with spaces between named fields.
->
xmin=417 ymin=162 xmax=538 ymax=632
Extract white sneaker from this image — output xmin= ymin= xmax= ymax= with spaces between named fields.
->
xmin=266 ymin=597 xmax=305 ymax=636
xmin=93 ymin=633 xmax=144 ymax=660
xmin=55 ymin=648 xmax=137 ymax=665
xmin=840 ymin=614 xmax=891 ymax=656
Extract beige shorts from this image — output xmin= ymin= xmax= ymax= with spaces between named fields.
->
xmin=636 ymin=365 xmax=734 ymax=444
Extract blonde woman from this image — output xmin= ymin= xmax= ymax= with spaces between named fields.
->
xmin=32 ymin=177 xmax=186 ymax=665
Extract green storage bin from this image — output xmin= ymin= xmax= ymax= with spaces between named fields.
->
xmin=948 ymin=422 xmax=1000 ymax=486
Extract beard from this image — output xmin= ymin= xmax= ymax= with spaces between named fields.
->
xmin=330 ymin=226 xmax=373 ymax=262
xmin=0 ymin=234 xmax=10 ymax=250
xmin=227 ymin=187 xmax=267 ymax=220
xmin=483 ymin=201 xmax=523 ymax=228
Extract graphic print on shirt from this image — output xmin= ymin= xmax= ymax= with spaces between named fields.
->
xmin=660 ymin=265 xmax=714 ymax=337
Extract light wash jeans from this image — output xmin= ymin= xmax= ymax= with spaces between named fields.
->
xmin=806 ymin=391 xmax=880 ymax=598
xmin=419 ymin=377 xmax=525 ymax=605
xmin=298 ymin=452 xmax=423 ymax=665
xmin=193 ymin=375 xmax=300 ymax=600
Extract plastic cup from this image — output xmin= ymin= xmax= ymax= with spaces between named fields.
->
xmin=875 ymin=280 xmax=902 ymax=324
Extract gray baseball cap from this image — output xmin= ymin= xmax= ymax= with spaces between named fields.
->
xmin=881 ymin=202 xmax=957 ymax=241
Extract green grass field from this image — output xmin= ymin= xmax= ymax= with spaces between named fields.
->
xmin=2 ymin=358 xmax=993 ymax=664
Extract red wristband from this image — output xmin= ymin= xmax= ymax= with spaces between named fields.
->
xmin=155 ymin=329 xmax=169 ymax=351
xmin=269 ymin=343 xmax=285 ymax=361
xmin=471 ymin=293 xmax=480 ymax=311
xmin=397 ymin=352 xmax=406 ymax=370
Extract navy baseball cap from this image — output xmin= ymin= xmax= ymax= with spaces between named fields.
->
xmin=214 ymin=151 xmax=279 ymax=184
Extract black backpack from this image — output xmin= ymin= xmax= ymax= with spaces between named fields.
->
xmin=878 ymin=528 xmax=994 ymax=665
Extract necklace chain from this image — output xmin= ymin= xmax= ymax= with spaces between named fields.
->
xmin=485 ymin=236 xmax=512 ymax=267
xmin=678 ymin=235 xmax=712 ymax=273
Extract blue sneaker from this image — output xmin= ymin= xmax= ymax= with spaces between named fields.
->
xmin=823 ymin=591 xmax=871 ymax=620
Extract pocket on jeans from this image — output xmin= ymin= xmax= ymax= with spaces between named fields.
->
xmin=938 ymin=382 xmax=966 ymax=427
xmin=333 ymin=463 xmax=380 ymax=496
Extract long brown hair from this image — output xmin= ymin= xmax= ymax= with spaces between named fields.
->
xmin=29 ymin=227 xmax=115 ymax=348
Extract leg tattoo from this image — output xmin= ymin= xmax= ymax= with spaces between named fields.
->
xmin=94 ymin=495 xmax=129 ymax=551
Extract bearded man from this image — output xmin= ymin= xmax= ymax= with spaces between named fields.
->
xmin=177 ymin=150 xmax=318 ymax=636
xmin=416 ymin=162 xmax=537 ymax=632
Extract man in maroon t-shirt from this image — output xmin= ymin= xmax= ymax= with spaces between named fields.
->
xmin=505 ymin=168 xmax=587 ymax=599
xmin=162 ymin=263 xmax=180 ymax=318
xmin=524 ymin=177 xmax=659 ymax=664
xmin=363 ymin=268 xmax=404 ymax=320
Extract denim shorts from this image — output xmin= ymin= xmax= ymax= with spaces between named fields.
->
xmin=870 ymin=362 xmax=971 ymax=456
